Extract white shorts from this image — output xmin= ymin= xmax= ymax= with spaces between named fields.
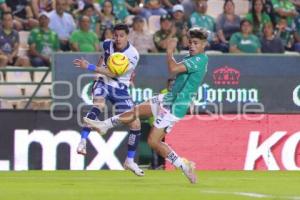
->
xmin=150 ymin=94 xmax=180 ymax=133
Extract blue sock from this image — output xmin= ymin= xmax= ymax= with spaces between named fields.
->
xmin=127 ymin=129 xmax=141 ymax=159
xmin=81 ymin=127 xmax=91 ymax=139
xmin=80 ymin=107 xmax=101 ymax=139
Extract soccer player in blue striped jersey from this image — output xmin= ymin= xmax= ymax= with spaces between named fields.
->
xmin=74 ymin=23 xmax=144 ymax=176
xmin=81 ymin=27 xmax=209 ymax=183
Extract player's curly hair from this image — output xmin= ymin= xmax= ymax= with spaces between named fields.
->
xmin=188 ymin=27 xmax=208 ymax=40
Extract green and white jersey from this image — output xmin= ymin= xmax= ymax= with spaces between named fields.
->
xmin=271 ymin=0 xmax=296 ymax=26
xmin=163 ymin=53 xmax=208 ymax=118
xmin=189 ymin=12 xmax=215 ymax=32
xmin=229 ymin=32 xmax=261 ymax=53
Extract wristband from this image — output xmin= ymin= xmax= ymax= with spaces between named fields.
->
xmin=87 ymin=64 xmax=96 ymax=71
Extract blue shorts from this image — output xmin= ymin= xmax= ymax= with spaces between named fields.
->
xmin=92 ymin=78 xmax=134 ymax=114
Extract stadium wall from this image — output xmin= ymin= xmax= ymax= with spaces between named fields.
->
xmin=0 ymin=110 xmax=152 ymax=171
xmin=165 ymin=114 xmax=300 ymax=170
xmin=53 ymin=53 xmax=300 ymax=114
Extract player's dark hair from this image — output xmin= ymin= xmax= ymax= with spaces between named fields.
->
xmin=188 ymin=27 xmax=208 ymax=40
xmin=113 ymin=23 xmax=130 ymax=34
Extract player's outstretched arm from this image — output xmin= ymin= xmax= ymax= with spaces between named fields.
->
xmin=73 ymin=58 xmax=117 ymax=78
xmin=166 ymin=38 xmax=187 ymax=76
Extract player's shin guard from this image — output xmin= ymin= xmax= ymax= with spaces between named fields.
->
xmin=126 ymin=129 xmax=141 ymax=162
xmin=80 ymin=107 xmax=101 ymax=139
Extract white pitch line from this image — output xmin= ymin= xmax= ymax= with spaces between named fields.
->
xmin=201 ymin=190 xmax=300 ymax=200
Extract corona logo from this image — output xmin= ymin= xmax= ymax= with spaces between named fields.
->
xmin=213 ymin=66 xmax=240 ymax=85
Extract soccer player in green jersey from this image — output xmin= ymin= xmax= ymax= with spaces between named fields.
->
xmin=82 ymin=27 xmax=208 ymax=184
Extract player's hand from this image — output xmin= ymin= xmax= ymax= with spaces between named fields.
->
xmin=166 ymin=38 xmax=178 ymax=54
xmin=73 ymin=58 xmax=89 ymax=69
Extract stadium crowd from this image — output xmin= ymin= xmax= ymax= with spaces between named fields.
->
xmin=0 ymin=0 xmax=299 ymax=68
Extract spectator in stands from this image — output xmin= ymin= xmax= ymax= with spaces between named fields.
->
xmin=70 ymin=15 xmax=100 ymax=52
xmin=181 ymin=0 xmax=197 ymax=18
xmin=0 ymin=0 xmax=9 ymax=16
xmin=271 ymin=0 xmax=298 ymax=27
xmin=140 ymin=0 xmax=168 ymax=20
xmin=229 ymin=19 xmax=261 ymax=53
xmin=261 ymin=22 xmax=285 ymax=53
xmin=294 ymin=14 xmax=300 ymax=52
xmin=100 ymin=27 xmax=113 ymax=43
xmin=189 ymin=0 xmax=224 ymax=52
xmin=189 ymin=0 xmax=214 ymax=32
xmin=77 ymin=0 xmax=101 ymax=15
xmin=128 ymin=16 xmax=156 ymax=53
xmin=126 ymin=0 xmax=143 ymax=15
xmin=216 ymin=0 xmax=241 ymax=53
xmin=172 ymin=4 xmax=189 ymax=51
xmin=153 ymin=14 xmax=177 ymax=52
xmin=291 ymin=0 xmax=300 ymax=13
xmin=6 ymin=0 xmax=39 ymax=31
xmin=81 ymin=4 xmax=101 ymax=39
xmin=65 ymin=0 xmax=78 ymax=14
xmin=275 ymin=17 xmax=295 ymax=50
xmin=101 ymin=0 xmax=129 ymax=21
xmin=99 ymin=0 xmax=119 ymax=40
xmin=161 ymin=0 xmax=182 ymax=12
xmin=0 ymin=12 xmax=30 ymax=67
xmin=28 ymin=12 xmax=60 ymax=67
xmin=31 ymin=0 xmax=55 ymax=19
xmin=245 ymin=0 xmax=271 ymax=37
xmin=48 ymin=0 xmax=76 ymax=51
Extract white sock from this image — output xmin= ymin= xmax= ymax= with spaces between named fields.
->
xmin=166 ymin=151 xmax=187 ymax=171
xmin=126 ymin=157 xmax=134 ymax=163
xmin=80 ymin=138 xmax=87 ymax=144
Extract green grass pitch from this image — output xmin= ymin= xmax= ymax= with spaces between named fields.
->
xmin=0 ymin=170 xmax=300 ymax=200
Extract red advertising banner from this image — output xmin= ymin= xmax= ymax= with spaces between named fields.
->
xmin=165 ymin=115 xmax=300 ymax=170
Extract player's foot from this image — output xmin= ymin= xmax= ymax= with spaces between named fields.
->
xmin=77 ymin=139 xmax=87 ymax=155
xmin=83 ymin=117 xmax=109 ymax=135
xmin=181 ymin=158 xmax=197 ymax=184
xmin=124 ymin=160 xmax=145 ymax=177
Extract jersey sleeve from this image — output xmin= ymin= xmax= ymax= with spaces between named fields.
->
xmin=126 ymin=48 xmax=139 ymax=71
xmin=182 ymin=55 xmax=206 ymax=73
